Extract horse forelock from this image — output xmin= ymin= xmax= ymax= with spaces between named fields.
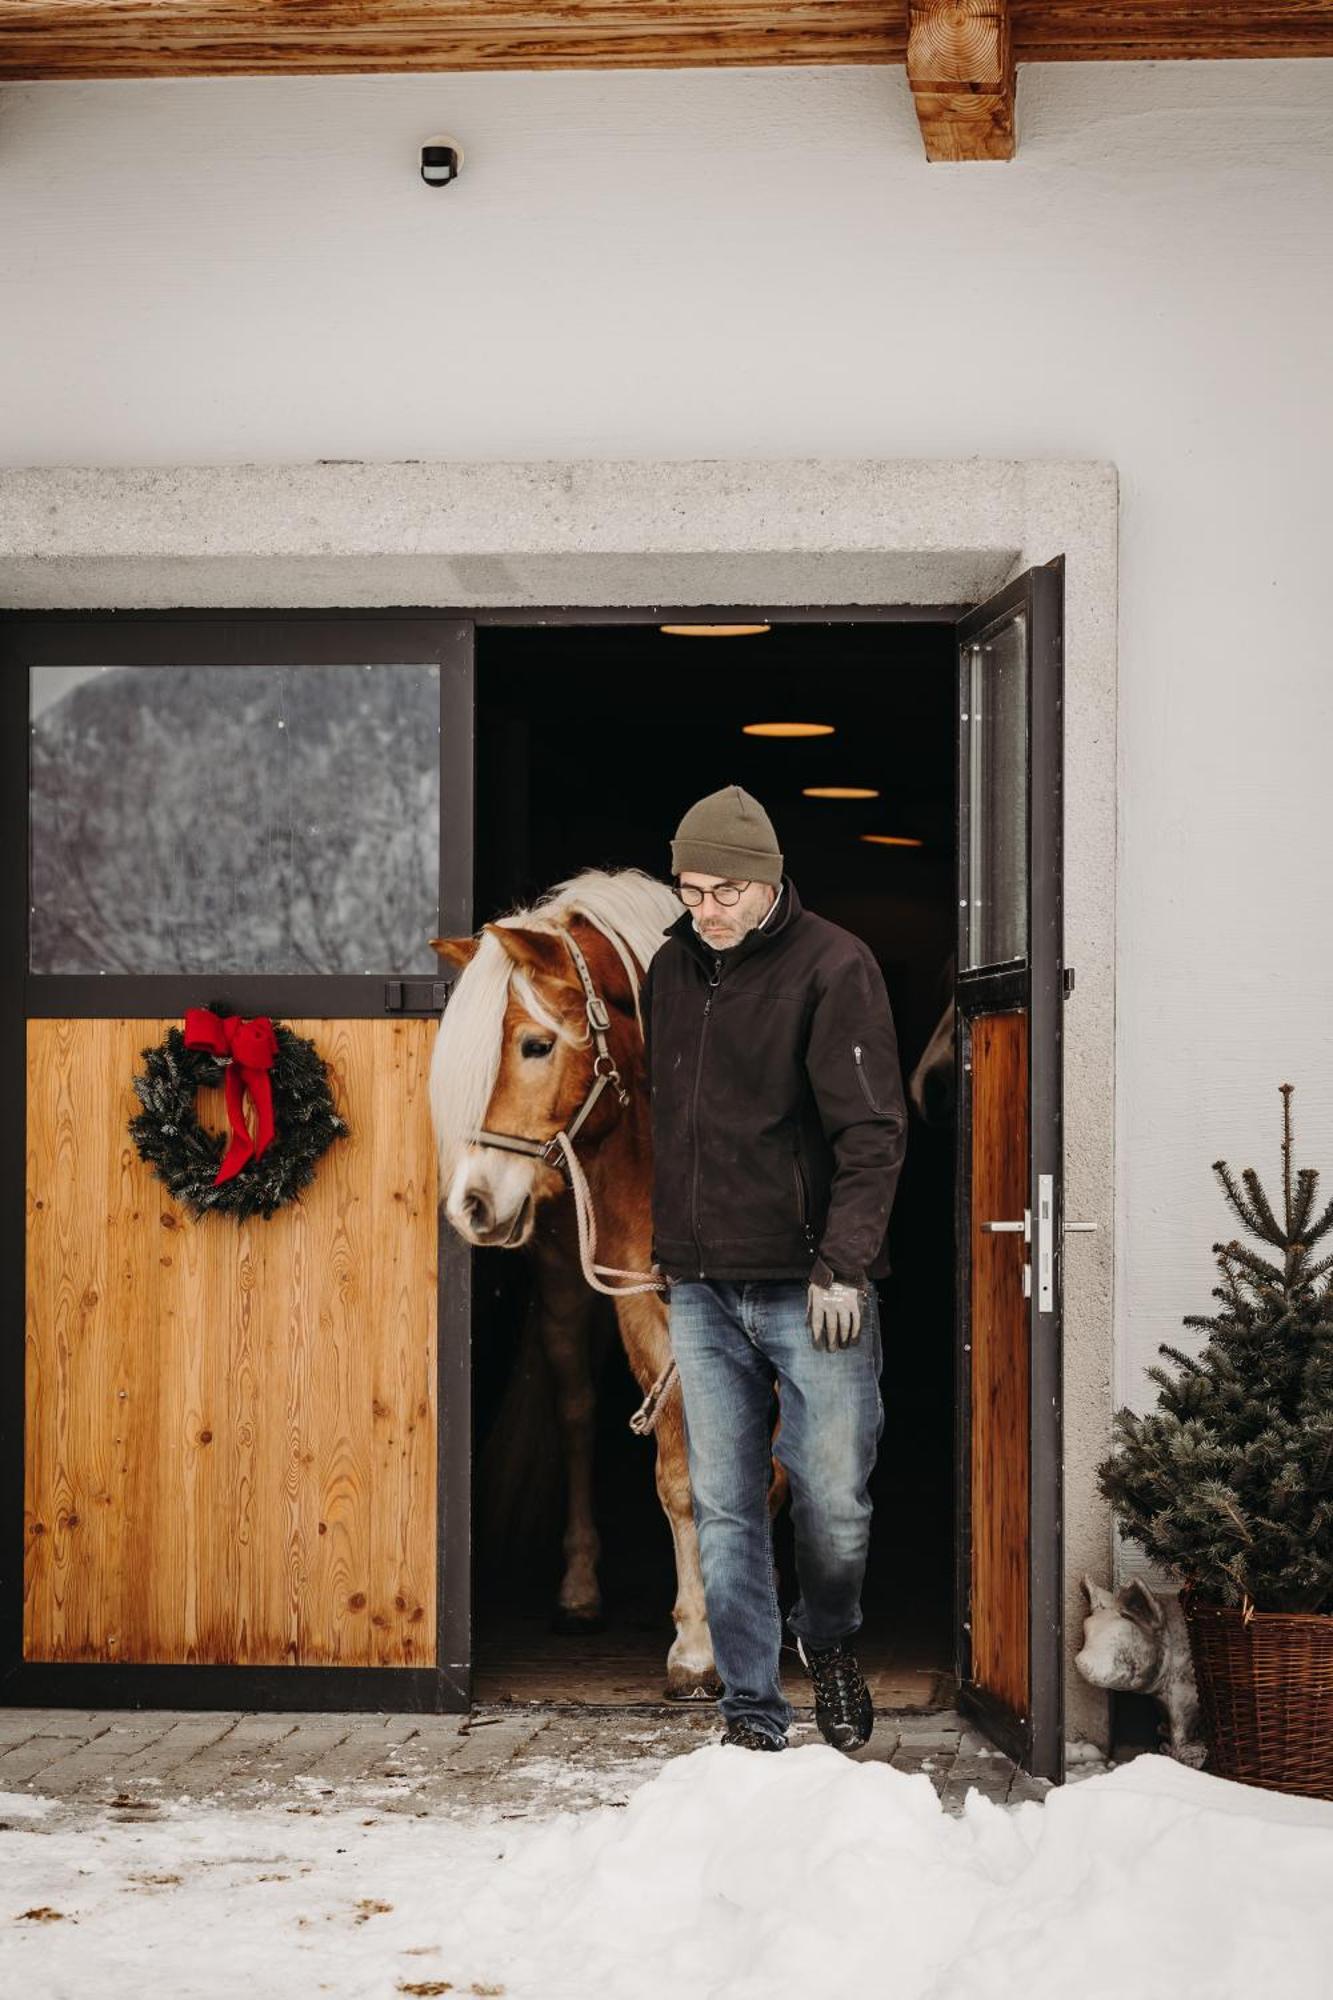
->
xmin=509 ymin=967 xmax=590 ymax=1045
xmin=429 ymin=928 xmax=513 ymax=1188
xmin=428 ymin=866 xmax=679 ymax=1187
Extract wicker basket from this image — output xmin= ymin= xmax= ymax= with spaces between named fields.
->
xmin=1182 ymin=1587 xmax=1333 ymax=1799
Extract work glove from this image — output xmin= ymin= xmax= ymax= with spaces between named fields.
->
xmin=807 ymin=1258 xmax=865 ymax=1349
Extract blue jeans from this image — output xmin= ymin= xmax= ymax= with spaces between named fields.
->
xmin=667 ymin=1278 xmax=885 ymax=1740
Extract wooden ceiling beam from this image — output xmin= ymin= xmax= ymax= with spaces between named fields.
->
xmin=1010 ymin=3 xmax=1333 ymax=63
xmin=906 ymin=2 xmax=1014 ymax=161
xmin=0 ymin=3 xmax=908 ymax=80
xmin=0 ymin=3 xmax=1329 ymax=83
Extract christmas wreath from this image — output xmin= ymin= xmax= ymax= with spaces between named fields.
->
xmin=128 ymin=1005 xmax=348 ymax=1221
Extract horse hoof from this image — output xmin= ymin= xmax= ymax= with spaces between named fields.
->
xmin=664 ymin=1668 xmax=722 ymax=1703
xmin=550 ymin=1607 xmax=605 ymax=1637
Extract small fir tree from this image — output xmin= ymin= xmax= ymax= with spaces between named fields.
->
xmin=1097 ymin=1085 xmax=1333 ymax=1615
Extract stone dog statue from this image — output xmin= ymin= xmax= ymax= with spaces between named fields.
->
xmin=1075 ymin=1575 xmax=1208 ymax=1768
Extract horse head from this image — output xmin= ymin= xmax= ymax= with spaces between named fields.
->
xmin=429 ymin=907 xmax=648 ymax=1252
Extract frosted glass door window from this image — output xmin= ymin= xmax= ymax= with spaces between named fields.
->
xmin=961 ymin=613 xmax=1028 ymax=969
xmin=29 ymin=663 xmax=441 ymax=974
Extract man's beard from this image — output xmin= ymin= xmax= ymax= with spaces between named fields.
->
xmin=694 ymin=916 xmax=745 ymax=949
xmin=690 ymin=887 xmax=774 ymax=951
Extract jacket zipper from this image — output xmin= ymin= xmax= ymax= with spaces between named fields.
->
xmin=792 ymin=1152 xmax=816 ymax=1254
xmin=690 ymin=955 xmax=723 ymax=1278
xmin=853 ymin=1042 xmax=886 ymax=1115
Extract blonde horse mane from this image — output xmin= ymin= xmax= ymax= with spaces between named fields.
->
xmin=429 ymin=866 xmax=681 ymax=1188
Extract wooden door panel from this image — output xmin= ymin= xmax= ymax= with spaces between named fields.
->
xmin=955 ymin=560 xmax=1063 ymax=1778
xmin=969 ymin=1009 xmax=1029 ymax=1714
xmin=24 ymin=1016 xmax=437 ymax=1668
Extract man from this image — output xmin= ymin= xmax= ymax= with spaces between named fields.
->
xmin=639 ymin=783 xmax=908 ymax=1753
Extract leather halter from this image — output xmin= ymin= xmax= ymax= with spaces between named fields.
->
xmin=469 ymin=928 xmax=630 ymax=1175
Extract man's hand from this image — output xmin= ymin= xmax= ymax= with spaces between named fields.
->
xmin=807 ymin=1260 xmax=865 ymax=1349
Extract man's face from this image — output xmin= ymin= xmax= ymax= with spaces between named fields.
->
xmin=677 ymin=872 xmax=777 ymax=952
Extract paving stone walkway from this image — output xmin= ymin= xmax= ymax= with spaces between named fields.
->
xmin=0 ymin=1704 xmax=1120 ymax=1830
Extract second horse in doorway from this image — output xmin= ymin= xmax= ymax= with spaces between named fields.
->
xmin=908 ymin=950 xmax=957 ymax=1126
xmin=429 ymin=867 xmax=723 ymax=1699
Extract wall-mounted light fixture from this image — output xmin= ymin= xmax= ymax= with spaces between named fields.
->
xmin=860 ymin=833 xmax=923 ymax=847
xmin=421 ymin=135 xmax=464 ymax=186
xmin=803 ymin=786 xmax=880 ymax=800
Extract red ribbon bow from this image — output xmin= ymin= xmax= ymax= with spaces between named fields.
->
xmin=183 ymin=1008 xmax=279 ymax=1185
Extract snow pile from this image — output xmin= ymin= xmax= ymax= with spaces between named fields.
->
xmin=3 ymin=1744 xmax=1332 ymax=2000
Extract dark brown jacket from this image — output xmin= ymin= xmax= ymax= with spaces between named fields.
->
xmin=640 ymin=877 xmax=908 ymax=1285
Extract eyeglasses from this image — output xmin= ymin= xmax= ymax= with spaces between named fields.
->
xmin=676 ymin=881 xmax=751 ymax=908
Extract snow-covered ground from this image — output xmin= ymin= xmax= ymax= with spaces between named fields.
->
xmin=3 ymin=1744 xmax=1331 ymax=2000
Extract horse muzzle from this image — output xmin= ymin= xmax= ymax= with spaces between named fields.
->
xmin=445 ymin=1144 xmax=544 ymax=1248
xmin=450 ymin=1186 xmax=534 ymax=1248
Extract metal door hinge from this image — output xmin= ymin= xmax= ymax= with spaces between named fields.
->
xmin=385 ymin=979 xmax=451 ymax=1013
xmin=1062 ymin=966 xmax=1076 ymax=998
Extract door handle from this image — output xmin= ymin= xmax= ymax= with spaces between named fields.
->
xmin=982 ymin=1211 xmax=1030 ymax=1241
xmin=982 ymin=1210 xmax=1032 ymax=1297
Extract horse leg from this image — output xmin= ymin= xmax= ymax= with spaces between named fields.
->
xmin=531 ymin=1206 xmax=603 ymax=1632
xmin=654 ymin=1399 xmax=724 ymax=1701
xmin=614 ymin=1291 xmax=721 ymax=1701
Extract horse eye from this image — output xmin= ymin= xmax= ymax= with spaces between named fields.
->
xmin=521 ymin=1036 xmax=555 ymax=1059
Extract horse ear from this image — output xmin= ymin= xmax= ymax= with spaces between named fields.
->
xmin=430 ymin=936 xmax=481 ymax=970
xmin=484 ymin=924 xmax=577 ymax=986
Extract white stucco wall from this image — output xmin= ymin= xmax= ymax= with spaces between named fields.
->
xmin=3 ymin=59 xmax=1332 ymax=1667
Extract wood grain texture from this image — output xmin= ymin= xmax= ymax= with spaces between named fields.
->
xmin=0 ymin=2 xmax=1329 ymax=79
xmin=24 ymin=1017 xmax=438 ymax=1668
xmin=907 ymin=3 xmax=1014 ymax=164
xmin=969 ymin=1009 xmax=1028 ymax=1717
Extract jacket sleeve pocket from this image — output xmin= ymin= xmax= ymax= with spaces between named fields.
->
xmin=852 ymin=1042 xmax=892 ymax=1115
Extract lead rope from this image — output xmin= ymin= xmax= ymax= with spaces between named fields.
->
xmin=549 ymin=1129 xmax=679 ymax=1436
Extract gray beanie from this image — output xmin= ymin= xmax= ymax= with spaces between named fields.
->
xmin=670 ymin=785 xmax=783 ymax=886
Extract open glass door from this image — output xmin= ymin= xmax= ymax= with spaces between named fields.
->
xmin=953 ymin=559 xmax=1066 ymax=1781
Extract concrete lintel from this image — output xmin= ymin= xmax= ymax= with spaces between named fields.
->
xmin=0 ymin=549 xmax=1017 ymax=612
xmin=0 ymin=457 xmax=1104 ymax=610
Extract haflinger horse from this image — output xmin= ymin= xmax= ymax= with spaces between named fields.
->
xmin=907 ymin=950 xmax=957 ymax=1126
xmin=430 ymin=867 xmax=753 ymax=1700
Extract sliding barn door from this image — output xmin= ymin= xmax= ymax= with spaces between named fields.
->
xmin=954 ymin=560 xmax=1066 ymax=1782
xmin=1 ymin=616 xmax=473 ymax=1712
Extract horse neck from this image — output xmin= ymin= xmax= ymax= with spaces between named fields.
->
xmin=562 ymin=920 xmax=655 ymax=1267
xmin=574 ymin=1070 xmax=655 ymax=1269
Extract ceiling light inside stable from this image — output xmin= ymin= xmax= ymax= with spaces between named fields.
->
xmin=860 ymin=833 xmax=923 ymax=847
xmin=803 ymin=786 xmax=880 ymax=800
xmin=659 ymin=623 xmax=771 ymax=637
xmin=742 ymin=721 xmax=835 ymax=738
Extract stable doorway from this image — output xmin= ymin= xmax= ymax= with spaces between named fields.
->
xmin=467 ymin=614 xmax=960 ymax=1715
xmin=464 ymin=571 xmax=1069 ymax=1785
